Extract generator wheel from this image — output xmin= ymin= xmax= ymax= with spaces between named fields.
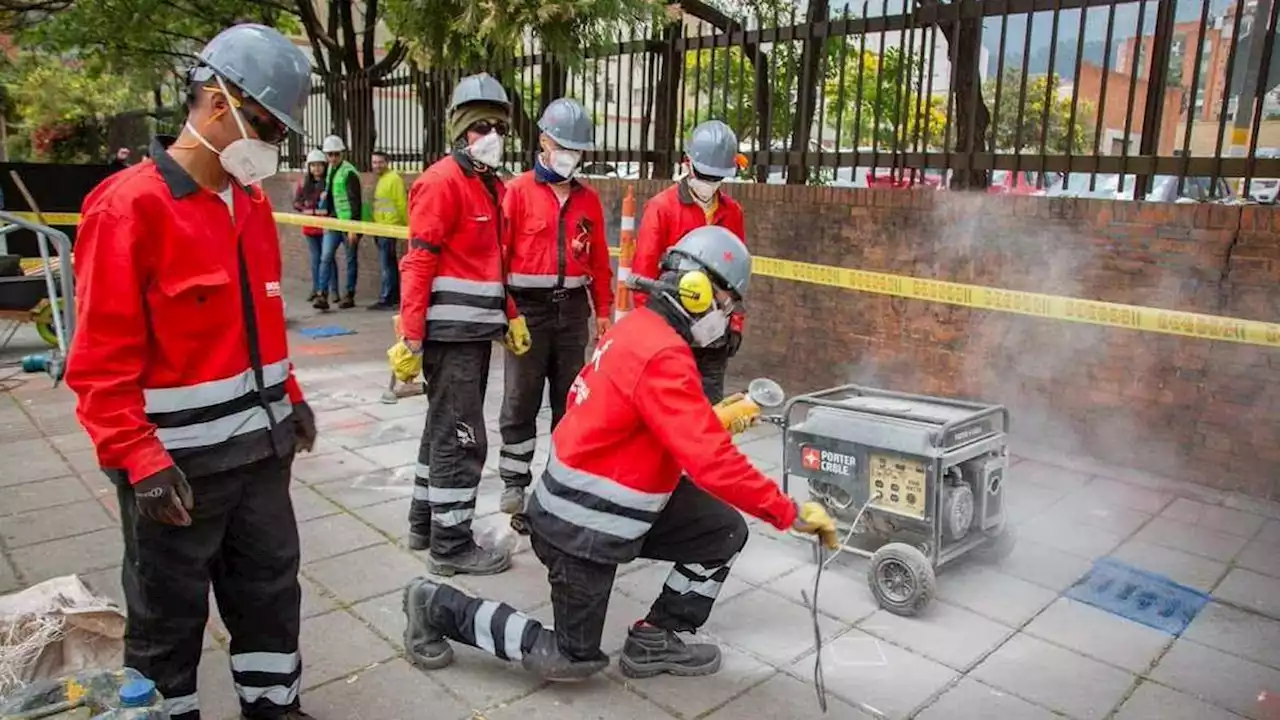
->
xmin=868 ymin=543 xmax=935 ymax=617
xmin=972 ymin=524 xmax=1017 ymax=564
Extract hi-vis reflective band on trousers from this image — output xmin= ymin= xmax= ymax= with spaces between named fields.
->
xmin=533 ymin=445 xmax=672 ymax=540
xmin=162 ymin=692 xmax=199 ymax=717
xmin=230 ymin=651 xmax=301 ymax=706
xmin=500 ymin=437 xmax=536 ymax=476
xmin=415 ymin=484 xmax=478 ymax=527
xmin=663 ymin=552 xmax=740 ymax=600
xmin=26 ymin=210 xmax=1280 ymax=347
xmin=472 ymin=599 xmax=536 ymax=662
xmin=507 ymin=274 xmax=589 ymax=289
xmin=143 ymin=359 xmax=293 ymax=450
xmin=427 ymin=277 xmax=507 ymax=325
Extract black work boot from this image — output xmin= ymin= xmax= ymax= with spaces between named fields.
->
xmin=618 ymin=622 xmax=721 ymax=679
xmin=428 ymin=545 xmax=512 ymax=576
xmin=402 ymin=577 xmax=455 ymax=670
xmin=339 ymin=293 xmax=356 ymax=309
xmin=520 ymin=631 xmax=609 ymax=682
xmin=312 ymin=294 xmax=330 ymax=311
xmin=499 ymin=486 xmax=525 ymax=514
xmin=407 ymin=530 xmax=430 ymax=551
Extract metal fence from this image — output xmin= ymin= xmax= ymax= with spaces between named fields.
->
xmin=288 ymin=0 xmax=1280 ymax=200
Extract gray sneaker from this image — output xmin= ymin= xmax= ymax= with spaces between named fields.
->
xmin=499 ymin=486 xmax=526 ymax=514
xmin=402 ymin=577 xmax=454 ymax=670
xmin=618 ymin=622 xmax=721 ymax=678
xmin=428 ymin=544 xmax=512 ymax=576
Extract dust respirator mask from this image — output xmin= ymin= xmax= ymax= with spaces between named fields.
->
xmin=689 ymin=302 xmax=730 ymax=347
xmin=687 ymin=176 xmax=722 ymax=205
xmin=186 ymin=75 xmax=280 ymax=186
xmin=468 ymin=131 xmax=504 ymax=169
xmin=549 ymin=149 xmax=582 ymax=179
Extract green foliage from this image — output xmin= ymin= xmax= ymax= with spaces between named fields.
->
xmin=825 ymin=47 xmax=946 ymax=149
xmin=984 ymin=68 xmax=1095 ymax=154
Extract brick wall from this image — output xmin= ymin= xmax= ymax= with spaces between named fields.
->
xmin=264 ymin=171 xmax=1280 ymax=499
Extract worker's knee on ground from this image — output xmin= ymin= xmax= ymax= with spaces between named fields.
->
xmin=724 ymin=511 xmax=749 ymax=556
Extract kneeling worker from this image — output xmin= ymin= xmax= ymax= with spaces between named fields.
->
xmin=401 ymin=225 xmax=837 ymax=681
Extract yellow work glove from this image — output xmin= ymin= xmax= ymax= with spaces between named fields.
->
xmin=792 ymin=501 xmax=839 ymax=550
xmin=503 ymin=315 xmax=532 ymax=356
xmin=713 ymin=392 xmax=760 ymax=436
xmin=387 ymin=340 xmax=423 ymax=383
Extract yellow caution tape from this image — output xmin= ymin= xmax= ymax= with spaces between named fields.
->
xmin=9 ymin=210 xmax=1280 ymax=347
xmin=6 ymin=211 xmax=84 ymax=226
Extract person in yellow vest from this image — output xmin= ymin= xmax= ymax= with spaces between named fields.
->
xmin=369 ymin=150 xmax=408 ymax=310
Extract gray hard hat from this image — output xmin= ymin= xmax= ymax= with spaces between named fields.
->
xmin=686 ymin=120 xmax=739 ymax=177
xmin=538 ymin=98 xmax=594 ymax=151
xmin=448 ymin=72 xmax=511 ymax=113
xmin=662 ymin=225 xmax=752 ymax=299
xmin=193 ymin=24 xmax=312 ymax=135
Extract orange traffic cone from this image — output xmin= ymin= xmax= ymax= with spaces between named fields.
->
xmin=615 ymin=185 xmax=636 ymax=321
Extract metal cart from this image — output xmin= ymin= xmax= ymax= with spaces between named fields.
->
xmin=0 ymin=211 xmax=76 ymax=381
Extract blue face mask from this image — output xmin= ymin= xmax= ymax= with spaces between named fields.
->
xmin=534 ymin=156 xmax=568 ymax=185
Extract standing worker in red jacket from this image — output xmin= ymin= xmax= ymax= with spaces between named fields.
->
xmin=631 ymin=120 xmax=745 ymax=403
xmin=400 ymin=226 xmax=837 ymax=682
xmin=64 ymin=24 xmax=318 ymax=720
xmin=392 ymin=72 xmax=531 ymax=576
xmin=496 ymin=97 xmax=614 ymax=515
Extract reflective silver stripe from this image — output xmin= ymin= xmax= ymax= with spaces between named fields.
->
xmin=413 ymin=485 xmax=430 ymax=501
xmin=503 ymin=438 xmax=537 ymax=455
xmin=532 ymin=478 xmax=653 ymax=540
xmin=500 ymin=456 xmax=530 ymax=474
xmin=163 ymin=693 xmax=199 ymax=716
xmin=664 ymin=571 xmax=723 ymax=600
xmin=504 ymin=613 xmax=532 ymax=662
xmin=231 ymin=651 xmax=299 ymax=675
xmin=143 ymin=359 xmax=292 ymax=414
xmin=434 ymin=507 xmax=475 ymax=527
xmin=427 ymin=305 xmax=508 ymax=324
xmin=547 ymin=448 xmax=670 ymax=513
xmin=429 ymin=486 xmax=477 ymax=504
xmin=431 ymin=277 xmax=505 ymax=297
xmin=415 ymin=462 xmax=431 ymax=478
xmin=472 ymin=600 xmax=532 ymax=662
xmin=235 ymin=678 xmax=300 ymax=705
xmin=155 ymin=398 xmax=294 ymax=450
xmin=473 ymin=600 xmax=498 ymax=655
xmin=507 ymin=273 xmax=588 ymax=289
xmin=621 ymin=217 xmax=635 ymax=231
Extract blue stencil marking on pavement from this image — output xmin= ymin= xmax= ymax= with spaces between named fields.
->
xmin=297 ymin=325 xmax=357 ymax=339
xmin=1065 ymin=557 xmax=1211 ymax=636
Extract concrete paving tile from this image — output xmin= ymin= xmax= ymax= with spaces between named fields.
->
xmin=970 ymin=633 xmax=1136 ymax=720
xmin=1079 ymin=476 xmax=1173 ymax=514
xmin=993 ymin=535 xmax=1093 ymax=592
xmin=1 ymin=497 xmax=113 ymax=547
xmin=730 ymin=533 xmax=813 ymax=586
xmin=291 ymin=449 xmax=381 ymax=485
xmin=761 ymin=557 xmax=880 ymax=625
xmin=352 ymin=438 xmax=421 ymax=469
xmin=934 ymin=563 xmax=1057 ymax=627
xmin=0 ymin=439 xmax=73 ymax=486
xmin=857 ymin=601 xmax=1013 ymax=671
xmin=196 ymin=649 xmax=242 ymax=720
xmin=415 ymin=644 xmax=545 ymax=710
xmin=1235 ymin=536 xmax=1280 ymax=580
xmin=351 ymin=496 xmax=411 ymax=540
xmin=303 ymin=658 xmax=471 ymax=720
xmin=350 ymin=591 xmax=405 ymax=650
xmin=1015 ymin=460 xmax=1092 ymax=492
xmin=1224 ymin=495 xmax=1280 ymax=522
xmin=608 ymin=645 xmax=775 ymax=719
xmin=327 ymin=415 xmax=423 ymax=451
xmin=298 ymin=610 xmax=398 ymax=689
xmin=1047 ymin=490 xmax=1154 ymax=537
xmin=10 ymin=527 xmax=122 ymax=583
xmin=1113 ymin=680 xmax=1243 ymax=720
xmin=454 ymin=551 xmax=554 ymax=613
xmin=1151 ymin=639 xmax=1280 ymax=720
xmin=0 ymin=415 xmax=42 ymax=444
xmin=1023 ymin=597 xmax=1174 ymax=674
xmin=289 ymin=483 xmax=341 ymax=522
xmin=484 ymin=675 xmax=676 ymax=720
xmin=1107 ymin=538 xmax=1230 ymax=593
xmin=0 ymin=474 xmax=91 ymax=515
xmin=1258 ymin=519 xmax=1280 ymax=546
xmin=0 ymin=554 xmax=22 ymax=593
xmin=1133 ymin=517 xmax=1251 ymax=562
xmin=1184 ymin=602 xmax=1280 ymax=671
xmin=305 ymin=543 xmax=426 ymax=605
xmin=353 ymin=397 xmax=429 ymax=421
xmin=705 ymin=588 xmax=846 ymax=667
xmin=1160 ymin=498 xmax=1267 ymax=539
xmin=46 ymin=430 xmax=95 ymax=454
xmin=1215 ymin=568 xmax=1280 ymax=621
xmin=1005 ymin=481 xmax=1071 ymax=522
xmin=614 ymin=560 xmax=753 ymax=610
xmin=703 ymin=672 xmax=876 ymax=720
xmin=312 ymin=465 xmax=415 ymax=509
xmin=1015 ymin=511 xmax=1125 ymax=560
xmin=298 ymin=512 xmax=385 ymax=565
xmin=736 ymin=435 xmax=782 ymax=471
xmin=60 ymin=448 xmax=101 ymax=476
xmin=787 ymin=628 xmax=959 ymax=719
xmin=915 ymin=678 xmax=1058 ymax=719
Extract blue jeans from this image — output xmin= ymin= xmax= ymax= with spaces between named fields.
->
xmin=375 ymin=237 xmax=400 ymax=305
xmin=318 ymin=229 xmax=358 ymax=298
xmin=307 ymin=234 xmax=337 ymax=296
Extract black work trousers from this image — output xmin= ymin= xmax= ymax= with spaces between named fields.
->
xmin=693 ymin=343 xmax=731 ymax=404
xmin=498 ymin=290 xmax=592 ymax=489
xmin=113 ymin=454 xmax=302 ymax=720
xmin=408 ymin=340 xmax=492 ymax=556
xmin=417 ymin=477 xmax=748 ymax=663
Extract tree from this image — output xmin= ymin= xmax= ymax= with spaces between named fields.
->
xmin=984 ymin=68 xmax=1095 ymax=154
xmin=824 ymin=47 xmax=947 ymax=150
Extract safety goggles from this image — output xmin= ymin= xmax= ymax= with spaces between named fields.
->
xmin=204 ymin=87 xmax=288 ymax=145
xmin=469 ymin=120 xmax=510 ymax=137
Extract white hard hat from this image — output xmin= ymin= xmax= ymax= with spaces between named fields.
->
xmin=306 ymin=149 xmax=326 ymax=164
xmin=321 ymin=135 xmax=346 ymax=153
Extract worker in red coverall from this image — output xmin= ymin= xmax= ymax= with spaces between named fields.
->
xmin=496 ymin=97 xmax=614 ymax=515
xmin=64 ymin=24 xmax=318 ymax=720
xmin=393 ymin=72 xmax=531 ymax=576
xmin=631 ymin=120 xmax=745 ymax=404
xmin=400 ymin=225 xmax=838 ymax=682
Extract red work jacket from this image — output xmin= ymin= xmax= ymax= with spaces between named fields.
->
xmin=524 ymin=306 xmax=798 ymax=564
xmin=631 ymin=180 xmax=746 ymax=331
xmin=502 ymin=171 xmax=614 ymax=315
xmin=65 ymin=140 xmax=304 ymax=483
xmin=400 ymin=151 xmax=517 ymax=344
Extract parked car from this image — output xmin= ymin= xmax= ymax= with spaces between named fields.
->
xmin=1039 ymin=173 xmax=1235 ymax=203
xmin=1247 ymin=178 xmax=1278 ymax=204
xmin=988 ymin=169 xmax=1057 ymax=195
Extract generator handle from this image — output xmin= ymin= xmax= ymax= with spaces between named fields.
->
xmin=931 ymin=404 xmax=1011 ymax=448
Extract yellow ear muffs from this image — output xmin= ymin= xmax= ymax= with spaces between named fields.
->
xmin=677 ymin=270 xmax=714 ymax=314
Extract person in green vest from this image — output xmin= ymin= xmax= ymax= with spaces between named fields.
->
xmin=368 ymin=149 xmax=407 ymax=310
xmin=314 ymin=134 xmax=364 ymax=310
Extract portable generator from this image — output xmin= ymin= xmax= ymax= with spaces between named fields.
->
xmin=776 ymin=384 xmax=1015 ymax=617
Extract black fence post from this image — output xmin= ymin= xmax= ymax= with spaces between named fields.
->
xmin=1135 ymin=0 xmax=1176 ymax=199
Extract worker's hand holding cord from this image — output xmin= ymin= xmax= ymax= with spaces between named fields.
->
xmin=793 ymin=502 xmax=839 ymax=550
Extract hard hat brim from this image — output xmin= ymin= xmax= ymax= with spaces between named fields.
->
xmin=544 ymin=132 xmax=595 ymax=151
xmin=195 ymin=63 xmax=308 ymax=136
xmin=690 ymin=158 xmax=737 ymax=178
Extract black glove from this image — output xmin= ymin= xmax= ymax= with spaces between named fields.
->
xmin=726 ymin=328 xmax=743 ymax=358
xmin=134 ymin=466 xmax=194 ymax=526
xmin=294 ymin=400 xmax=317 ymax=453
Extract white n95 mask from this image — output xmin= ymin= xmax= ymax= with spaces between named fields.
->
xmin=469 ymin=131 xmax=504 ymax=169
